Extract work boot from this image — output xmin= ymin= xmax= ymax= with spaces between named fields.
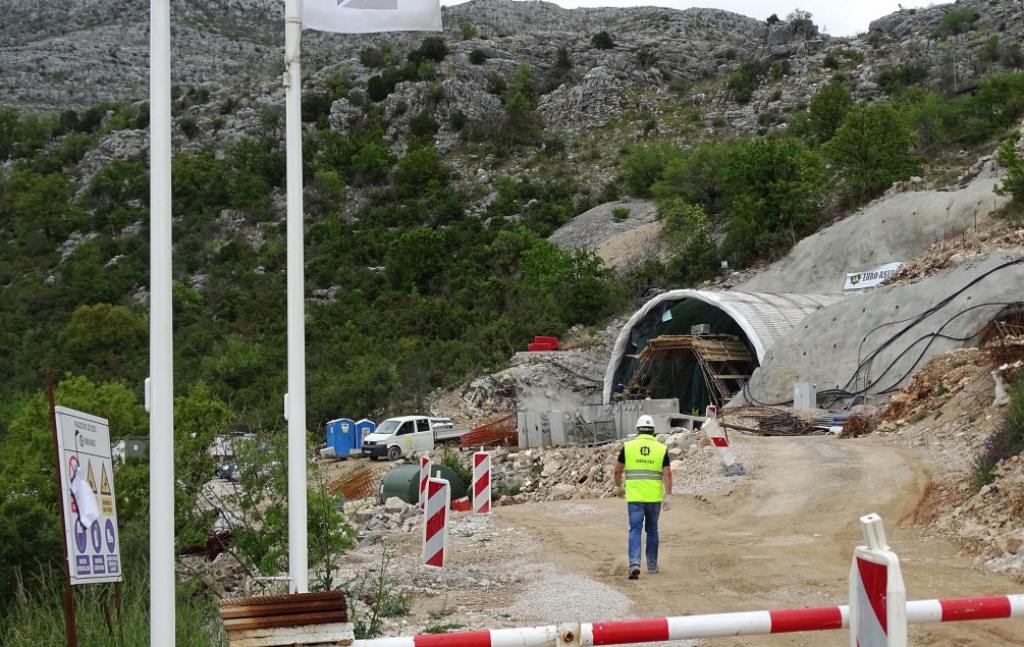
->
xmin=628 ymin=565 xmax=640 ymax=580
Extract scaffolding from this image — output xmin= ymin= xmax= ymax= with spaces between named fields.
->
xmin=624 ymin=334 xmax=754 ymax=407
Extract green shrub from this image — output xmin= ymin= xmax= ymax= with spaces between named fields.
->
xmin=722 ymin=136 xmax=826 ymax=265
xmin=822 ymin=102 xmax=921 ymax=204
xmin=469 ymin=48 xmax=487 ymax=65
xmin=439 ymin=446 xmax=473 ymax=492
xmin=726 ymin=61 xmax=767 ymax=104
xmin=418 ymin=60 xmax=437 ymax=81
xmin=360 ymin=46 xmax=386 ymax=68
xmin=808 ymin=79 xmax=853 ymax=144
xmin=612 ymin=207 xmax=630 ymax=220
xmin=449 ymin=110 xmax=468 ymax=131
xmin=973 ymin=376 xmax=1024 ymax=489
xmin=637 ymin=48 xmax=658 ymax=68
xmin=485 ymin=71 xmax=507 ymax=95
xmin=620 ymin=143 xmax=680 ymax=197
xmin=1002 ymin=43 xmax=1024 ymax=68
xmin=409 ymin=110 xmax=440 ymax=140
xmin=557 ymin=46 xmax=572 ymax=69
xmin=409 ymin=36 xmax=449 ymax=66
xmin=981 ymin=36 xmax=1000 ymax=63
xmin=939 ymin=8 xmax=980 ymax=35
xmin=592 ymin=31 xmax=615 ymax=49
xmin=994 ymin=131 xmax=1024 ymax=204
xmin=878 ymin=66 xmax=929 ymax=93
xmin=459 ymin=21 xmax=477 ymax=40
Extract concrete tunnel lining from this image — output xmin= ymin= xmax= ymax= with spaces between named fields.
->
xmin=602 ymin=290 xmax=848 ymax=404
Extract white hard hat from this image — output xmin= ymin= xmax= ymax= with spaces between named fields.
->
xmin=636 ymin=415 xmax=655 ymax=430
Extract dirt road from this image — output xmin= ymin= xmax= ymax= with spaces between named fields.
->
xmin=495 ymin=435 xmax=1024 ymax=645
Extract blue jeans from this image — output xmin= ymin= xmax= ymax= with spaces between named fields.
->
xmin=628 ymin=502 xmax=661 ymax=569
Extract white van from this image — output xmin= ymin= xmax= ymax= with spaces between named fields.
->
xmin=361 ymin=415 xmax=470 ymax=461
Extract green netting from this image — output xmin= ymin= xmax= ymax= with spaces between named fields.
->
xmin=615 ymin=299 xmax=749 ymax=413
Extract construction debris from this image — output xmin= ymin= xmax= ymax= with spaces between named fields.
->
xmin=755 ymin=411 xmax=823 ymax=436
xmin=460 ymin=414 xmax=518 ymax=447
xmin=838 ymin=416 xmax=876 ymax=439
xmin=328 ymin=465 xmax=382 ymax=500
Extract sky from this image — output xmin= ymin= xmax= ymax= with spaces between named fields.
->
xmin=441 ymin=0 xmax=931 ymax=38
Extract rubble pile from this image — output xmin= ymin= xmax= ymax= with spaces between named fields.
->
xmin=947 ymin=455 xmax=1024 ymax=573
xmin=881 ymin=348 xmax=990 ymax=421
xmin=344 ymin=496 xmax=423 ymax=543
xmin=488 ymin=429 xmax=708 ymax=504
xmin=431 ymin=321 xmax=625 ymax=426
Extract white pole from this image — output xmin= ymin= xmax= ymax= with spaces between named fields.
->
xmin=149 ymin=0 xmax=175 ymax=643
xmin=284 ymin=0 xmax=309 ymax=593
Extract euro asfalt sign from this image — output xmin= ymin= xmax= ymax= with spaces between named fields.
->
xmin=843 ymin=261 xmax=903 ymax=291
xmin=55 ymin=406 xmax=122 ymax=585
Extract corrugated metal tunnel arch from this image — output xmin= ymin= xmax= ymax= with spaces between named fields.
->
xmin=602 ymin=291 xmax=848 ymax=404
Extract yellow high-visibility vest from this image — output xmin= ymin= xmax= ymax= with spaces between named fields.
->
xmin=623 ymin=434 xmax=666 ymax=503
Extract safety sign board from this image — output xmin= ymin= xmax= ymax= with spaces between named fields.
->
xmin=55 ymin=406 xmax=122 ymax=584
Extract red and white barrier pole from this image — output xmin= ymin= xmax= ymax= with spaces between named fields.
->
xmin=354 ymin=594 xmax=1024 ymax=647
xmin=849 ymin=513 xmax=906 ymax=646
xmin=423 ymin=477 xmax=450 ymax=568
xmin=702 ymin=405 xmax=745 ymax=476
xmin=419 ymin=456 xmax=430 ymax=510
xmin=473 ymin=452 xmax=491 ymax=515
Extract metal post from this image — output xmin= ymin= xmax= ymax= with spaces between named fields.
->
xmin=47 ymin=371 xmax=79 ymax=647
xmin=284 ymin=0 xmax=309 ymax=594
xmin=150 ymin=0 xmax=176 ymax=642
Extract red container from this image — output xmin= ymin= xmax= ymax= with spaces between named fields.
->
xmin=527 ymin=342 xmax=553 ymax=351
xmin=534 ymin=336 xmax=559 ymax=349
xmin=451 ymin=496 xmax=472 ymax=512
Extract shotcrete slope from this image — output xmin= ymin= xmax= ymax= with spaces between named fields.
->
xmin=736 ymin=161 xmax=1008 ymax=294
xmin=733 ymin=253 xmax=1024 ymax=407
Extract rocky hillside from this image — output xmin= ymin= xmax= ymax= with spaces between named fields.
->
xmin=6 ymin=0 xmax=1024 ymax=208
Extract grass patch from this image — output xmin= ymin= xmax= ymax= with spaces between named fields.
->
xmin=424 ymin=601 xmax=464 ymax=633
xmin=0 ymin=567 xmax=225 ymax=647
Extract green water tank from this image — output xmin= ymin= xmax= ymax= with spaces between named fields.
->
xmin=378 ymin=463 xmax=466 ymax=505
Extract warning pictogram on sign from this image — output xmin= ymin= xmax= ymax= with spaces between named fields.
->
xmin=100 ymin=465 xmax=111 ymax=495
xmin=87 ymin=460 xmax=97 ymax=494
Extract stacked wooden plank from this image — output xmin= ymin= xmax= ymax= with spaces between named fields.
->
xmin=219 ymin=591 xmax=351 ymax=647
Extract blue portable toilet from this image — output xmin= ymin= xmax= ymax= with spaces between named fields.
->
xmin=325 ymin=419 xmax=340 ymax=456
xmin=355 ymin=419 xmax=376 ymax=449
xmin=326 ymin=418 xmax=357 ymax=456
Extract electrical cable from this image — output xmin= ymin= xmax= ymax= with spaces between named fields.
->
xmin=841 ymin=256 xmax=1024 ymax=394
xmin=739 ymin=256 xmax=1024 ymax=408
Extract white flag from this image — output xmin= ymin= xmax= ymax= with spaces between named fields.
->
xmin=303 ymin=0 xmax=441 ymax=34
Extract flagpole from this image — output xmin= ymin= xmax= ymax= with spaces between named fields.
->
xmin=284 ymin=0 xmax=309 ymax=594
xmin=149 ymin=0 xmax=176 ymax=642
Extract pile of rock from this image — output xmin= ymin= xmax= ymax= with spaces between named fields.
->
xmin=950 ymin=454 xmax=1024 ymax=576
xmin=344 ymin=496 xmax=423 ymax=543
xmin=489 ymin=428 xmax=706 ymax=503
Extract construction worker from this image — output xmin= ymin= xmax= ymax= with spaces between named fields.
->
xmin=613 ymin=415 xmax=672 ymax=580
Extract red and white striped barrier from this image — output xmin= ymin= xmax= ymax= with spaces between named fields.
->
xmin=419 ymin=456 xmax=430 ymax=510
xmin=473 ymin=452 xmax=491 ymax=515
xmin=422 ymin=477 xmax=450 ymax=568
xmin=354 ymin=594 xmax=1024 ymax=647
xmin=702 ymin=405 xmax=745 ymax=477
xmin=849 ymin=513 xmax=906 ymax=646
